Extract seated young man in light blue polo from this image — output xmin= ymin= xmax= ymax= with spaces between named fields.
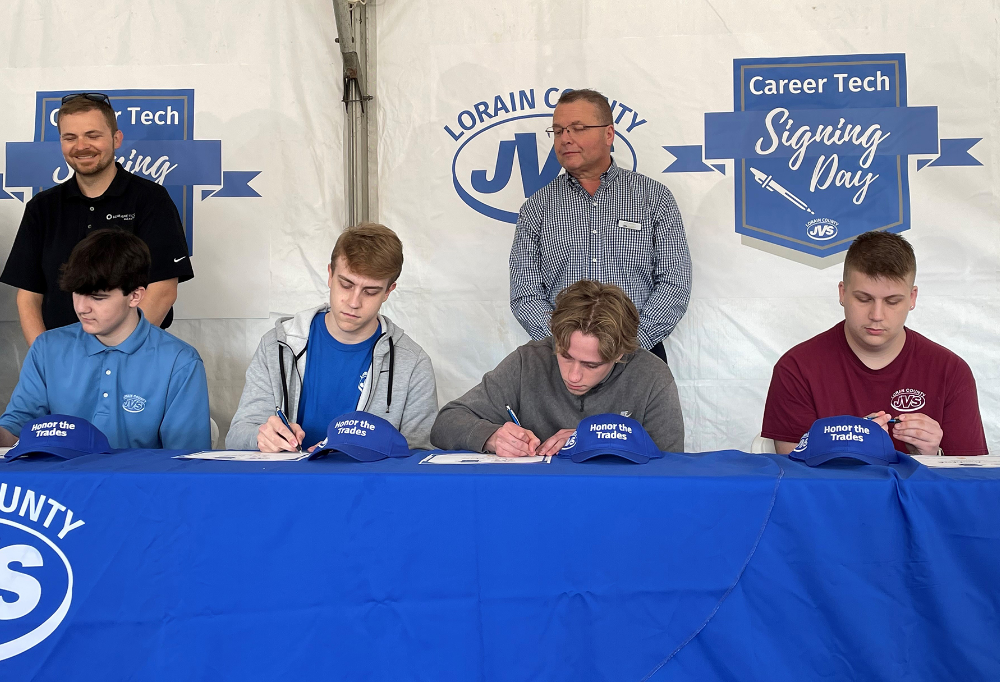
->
xmin=0 ymin=229 xmax=210 ymax=450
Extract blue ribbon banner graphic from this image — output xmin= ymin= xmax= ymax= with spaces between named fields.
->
xmin=1 ymin=90 xmax=261 ymax=252
xmin=661 ymin=54 xmax=984 ymax=262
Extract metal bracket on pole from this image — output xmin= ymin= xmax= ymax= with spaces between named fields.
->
xmin=333 ymin=0 xmax=377 ymax=224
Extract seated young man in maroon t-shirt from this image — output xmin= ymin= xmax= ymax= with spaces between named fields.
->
xmin=762 ymin=231 xmax=987 ymax=457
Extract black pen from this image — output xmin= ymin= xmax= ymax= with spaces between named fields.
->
xmin=864 ymin=415 xmax=901 ymax=424
xmin=274 ymin=406 xmax=303 ymax=452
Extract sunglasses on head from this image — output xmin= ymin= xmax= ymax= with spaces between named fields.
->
xmin=60 ymin=92 xmax=111 ymax=106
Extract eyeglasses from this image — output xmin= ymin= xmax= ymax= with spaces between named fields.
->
xmin=545 ymin=123 xmax=611 ymax=138
xmin=60 ymin=93 xmax=112 ymax=106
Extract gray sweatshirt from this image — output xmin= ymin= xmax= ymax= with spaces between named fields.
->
xmin=430 ymin=337 xmax=684 ymax=452
xmin=226 ymin=304 xmax=438 ymax=450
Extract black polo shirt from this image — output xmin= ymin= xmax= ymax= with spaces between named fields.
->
xmin=0 ymin=162 xmax=194 ymax=329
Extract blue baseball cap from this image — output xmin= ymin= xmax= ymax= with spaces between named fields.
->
xmin=309 ymin=411 xmax=411 ymax=461
xmin=557 ymin=414 xmax=663 ymax=464
xmin=5 ymin=415 xmax=113 ymax=461
xmin=789 ymin=415 xmax=902 ymax=466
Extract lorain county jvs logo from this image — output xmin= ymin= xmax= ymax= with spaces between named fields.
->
xmin=445 ymin=87 xmax=646 ymax=223
xmin=0 ymin=483 xmax=85 ymax=661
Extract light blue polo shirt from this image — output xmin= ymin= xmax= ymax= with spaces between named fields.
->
xmin=0 ymin=312 xmax=211 ymax=450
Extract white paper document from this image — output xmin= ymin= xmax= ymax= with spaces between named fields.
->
xmin=175 ymin=450 xmax=310 ymax=462
xmin=913 ymin=455 xmax=1000 ymax=468
xmin=420 ymin=453 xmax=552 ymax=464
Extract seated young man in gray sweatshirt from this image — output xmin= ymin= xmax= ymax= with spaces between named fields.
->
xmin=431 ymin=280 xmax=684 ymax=456
xmin=227 ymin=223 xmax=438 ymax=451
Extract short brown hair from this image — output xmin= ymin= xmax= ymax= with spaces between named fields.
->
xmin=330 ymin=222 xmax=404 ymax=284
xmin=59 ymin=229 xmax=150 ymax=295
xmin=57 ymin=97 xmax=118 ymax=135
xmin=550 ymin=280 xmax=639 ymax=362
xmin=843 ymin=231 xmax=916 ymax=283
xmin=557 ymin=89 xmax=613 ymax=126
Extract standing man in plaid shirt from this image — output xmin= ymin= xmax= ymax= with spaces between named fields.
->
xmin=509 ymin=89 xmax=692 ymax=362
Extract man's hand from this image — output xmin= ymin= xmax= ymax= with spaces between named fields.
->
xmin=0 ymin=426 xmax=18 ymax=448
xmin=865 ymin=411 xmax=893 ymax=434
xmin=16 ymin=289 xmax=45 ymax=346
xmin=257 ymin=415 xmax=306 ymax=452
xmin=538 ymin=428 xmax=577 ymax=456
xmin=485 ymin=422 xmax=540 ymax=458
xmin=892 ymin=413 xmax=943 ymax=456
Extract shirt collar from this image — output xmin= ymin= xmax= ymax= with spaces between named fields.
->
xmin=83 ymin=309 xmax=152 ymax=356
xmin=64 ymin=162 xmax=130 ymax=201
xmin=563 ymin=158 xmax=620 ymax=189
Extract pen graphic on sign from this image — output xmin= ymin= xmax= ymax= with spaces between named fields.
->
xmin=750 ymin=167 xmax=815 ymax=215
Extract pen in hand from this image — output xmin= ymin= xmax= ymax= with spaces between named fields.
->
xmin=274 ymin=406 xmax=303 ymax=452
xmin=505 ymin=405 xmax=521 ymax=426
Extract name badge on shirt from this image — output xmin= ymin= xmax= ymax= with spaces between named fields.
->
xmin=618 ymin=220 xmax=642 ymax=231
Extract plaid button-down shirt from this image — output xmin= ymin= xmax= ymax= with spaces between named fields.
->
xmin=509 ymin=160 xmax=692 ymax=349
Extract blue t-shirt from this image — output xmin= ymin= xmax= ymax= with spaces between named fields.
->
xmin=297 ymin=312 xmax=381 ymax=448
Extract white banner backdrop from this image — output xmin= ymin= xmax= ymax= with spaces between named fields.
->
xmin=375 ymin=0 xmax=1000 ymax=452
xmin=0 ymin=0 xmax=996 ymax=453
xmin=0 ymin=0 xmax=347 ymax=440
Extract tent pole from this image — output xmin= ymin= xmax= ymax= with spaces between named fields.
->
xmin=333 ymin=0 xmax=377 ymax=225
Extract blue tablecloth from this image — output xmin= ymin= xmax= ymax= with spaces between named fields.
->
xmin=0 ymin=449 xmax=997 ymax=681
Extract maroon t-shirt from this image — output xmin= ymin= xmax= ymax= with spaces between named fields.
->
xmin=762 ymin=321 xmax=988 ymax=455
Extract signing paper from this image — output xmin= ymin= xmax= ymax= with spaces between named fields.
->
xmin=176 ymin=450 xmax=309 ymax=462
xmin=420 ymin=453 xmax=552 ymax=465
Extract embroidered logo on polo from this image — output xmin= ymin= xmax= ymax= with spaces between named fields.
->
xmin=890 ymin=388 xmax=926 ymax=412
xmin=661 ymin=53 xmax=984 ymax=267
xmin=0 ymin=89 xmax=262 ymax=254
xmin=0 ymin=483 xmax=86 ymax=661
xmin=445 ymin=87 xmax=646 ymax=223
xmin=105 ymin=213 xmax=135 ymax=221
xmin=121 ymin=394 xmax=147 ymax=414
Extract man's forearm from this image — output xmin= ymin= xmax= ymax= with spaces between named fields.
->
xmin=0 ymin=426 xmax=18 ymax=447
xmin=16 ymin=289 xmax=46 ymax=346
xmin=140 ymin=278 xmax=179 ymax=327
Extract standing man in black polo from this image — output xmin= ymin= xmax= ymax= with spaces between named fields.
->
xmin=509 ymin=88 xmax=692 ymax=362
xmin=1 ymin=93 xmax=194 ymax=345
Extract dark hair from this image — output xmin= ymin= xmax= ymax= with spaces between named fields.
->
xmin=59 ymin=229 xmax=151 ymax=295
xmin=57 ymin=97 xmax=118 ymax=135
xmin=843 ymin=231 xmax=916 ymax=283
xmin=331 ymin=222 xmax=404 ymax=285
xmin=550 ymin=280 xmax=639 ymax=361
xmin=556 ymin=89 xmax=613 ymax=125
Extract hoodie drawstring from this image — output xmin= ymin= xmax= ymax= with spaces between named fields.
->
xmin=386 ymin=337 xmax=395 ymax=412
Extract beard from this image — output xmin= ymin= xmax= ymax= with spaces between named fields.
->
xmin=68 ymin=151 xmax=115 ymax=177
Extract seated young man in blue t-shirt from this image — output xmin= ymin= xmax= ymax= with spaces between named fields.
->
xmin=226 ymin=223 xmax=439 ymax=452
xmin=0 ymin=229 xmax=211 ymax=449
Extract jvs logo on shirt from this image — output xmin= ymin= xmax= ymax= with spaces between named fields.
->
xmin=445 ymin=86 xmax=645 ymax=224
xmin=891 ymin=388 xmax=926 ymax=412
xmin=122 ymin=394 xmax=147 ymax=414
xmin=0 ymin=484 xmax=85 ymax=661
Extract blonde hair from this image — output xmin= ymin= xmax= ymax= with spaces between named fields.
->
xmin=330 ymin=222 xmax=404 ymax=284
xmin=550 ymin=280 xmax=639 ymax=361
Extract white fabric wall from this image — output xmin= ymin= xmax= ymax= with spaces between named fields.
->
xmin=0 ymin=0 xmax=347 ymax=443
xmin=375 ymin=0 xmax=1000 ymax=452
xmin=0 ymin=0 xmax=997 ymax=453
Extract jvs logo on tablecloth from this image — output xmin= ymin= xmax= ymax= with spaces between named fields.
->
xmin=0 ymin=89 xmax=262 ymax=253
xmin=663 ymin=53 xmax=984 ymax=267
xmin=445 ymin=87 xmax=645 ymax=223
xmin=0 ymin=483 xmax=85 ymax=661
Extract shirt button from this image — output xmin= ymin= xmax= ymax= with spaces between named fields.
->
xmin=592 ymin=258 xmax=598 ymax=263
xmin=592 ymin=230 xmax=597 ymax=234
xmin=89 ymin=206 xmax=94 ymax=211
xmin=87 ymin=224 xmax=92 ymax=229
xmin=103 ymin=392 xmax=109 ymax=398
xmin=105 ymin=370 xmax=111 ymax=375
xmin=592 ymin=201 xmax=597 ymax=207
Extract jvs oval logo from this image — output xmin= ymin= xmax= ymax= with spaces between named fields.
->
xmin=890 ymin=388 xmax=926 ymax=412
xmin=445 ymin=87 xmax=648 ymax=224
xmin=0 ymin=519 xmax=73 ymax=661
xmin=793 ymin=433 xmax=809 ymax=452
xmin=806 ymin=218 xmax=839 ymax=241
